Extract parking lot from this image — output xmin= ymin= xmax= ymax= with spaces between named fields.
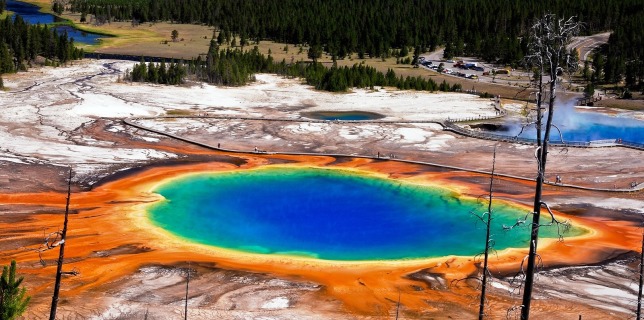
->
xmin=420 ymin=49 xmax=537 ymax=88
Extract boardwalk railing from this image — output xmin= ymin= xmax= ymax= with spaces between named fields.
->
xmin=578 ymin=95 xmax=602 ymax=106
xmin=444 ymin=112 xmax=644 ymax=151
xmin=124 ymin=116 xmax=644 ymax=193
xmin=620 ymin=140 xmax=644 ymax=150
xmin=444 ymin=121 xmax=644 ymax=150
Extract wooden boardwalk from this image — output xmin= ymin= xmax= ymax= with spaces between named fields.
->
xmin=124 ymin=116 xmax=643 ymax=193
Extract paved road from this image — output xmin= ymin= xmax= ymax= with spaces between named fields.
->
xmin=567 ymin=32 xmax=611 ymax=63
xmin=418 ymin=31 xmax=611 ymax=93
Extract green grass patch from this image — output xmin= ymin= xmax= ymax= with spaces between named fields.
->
xmin=0 ymin=10 xmax=13 ymax=19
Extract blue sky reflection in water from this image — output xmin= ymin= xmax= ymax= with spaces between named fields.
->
xmin=147 ymin=167 xmax=584 ymax=261
xmin=53 ymin=26 xmax=104 ymax=44
xmin=506 ymin=101 xmax=643 ymax=143
xmin=7 ymin=0 xmax=105 ymax=44
xmin=6 ymin=0 xmax=59 ymax=24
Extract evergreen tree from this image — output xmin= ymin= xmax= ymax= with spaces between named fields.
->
xmin=308 ymin=45 xmax=322 ymax=63
xmin=158 ymin=60 xmax=167 ymax=83
xmin=454 ymin=38 xmax=464 ymax=56
xmin=0 ymin=260 xmax=31 ymax=320
xmin=0 ymin=43 xmax=13 ymax=73
xmin=443 ymin=41 xmax=453 ymax=60
xmin=399 ymin=45 xmax=408 ymax=57
xmin=49 ymin=0 xmax=639 ymax=87
xmin=582 ymin=60 xmax=590 ymax=81
xmin=584 ymin=83 xmax=594 ymax=97
xmin=412 ymin=46 xmax=421 ymax=66
xmin=0 ymin=16 xmax=82 ymax=74
xmin=52 ymin=2 xmax=63 ymax=15
xmin=147 ymin=62 xmax=158 ymax=82
xmin=592 ymin=52 xmax=605 ymax=82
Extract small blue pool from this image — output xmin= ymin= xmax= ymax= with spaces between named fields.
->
xmin=303 ymin=111 xmax=385 ymax=121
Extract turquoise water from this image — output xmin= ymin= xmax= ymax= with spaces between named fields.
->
xmin=147 ymin=167 xmax=583 ymax=261
xmin=499 ymin=103 xmax=644 ymax=143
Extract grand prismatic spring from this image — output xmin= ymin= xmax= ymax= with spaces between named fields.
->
xmin=1 ymin=38 xmax=641 ymax=315
xmin=1 ymin=154 xmax=638 ymax=318
xmin=147 ymin=167 xmax=585 ymax=261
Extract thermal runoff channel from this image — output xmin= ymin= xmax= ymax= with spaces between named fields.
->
xmin=147 ymin=167 xmax=584 ymax=261
xmin=509 ymin=102 xmax=643 ymax=143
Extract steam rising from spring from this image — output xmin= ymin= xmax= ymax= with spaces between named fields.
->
xmin=506 ymin=98 xmax=643 ymax=143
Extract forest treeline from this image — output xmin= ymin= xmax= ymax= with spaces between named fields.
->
xmin=126 ymin=40 xmax=462 ymax=93
xmin=0 ymin=15 xmax=84 ymax=87
xmin=67 ymin=0 xmax=643 ymax=89
xmin=600 ymin=15 xmax=643 ymax=90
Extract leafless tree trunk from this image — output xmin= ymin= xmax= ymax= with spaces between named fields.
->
xmin=638 ymin=228 xmax=643 ymax=320
xmin=184 ymin=264 xmax=190 ymax=320
xmin=520 ymin=15 xmax=580 ymax=320
xmin=395 ymin=289 xmax=401 ymax=320
xmin=49 ymin=168 xmax=73 ymax=320
xmin=450 ymin=148 xmax=500 ymax=317
xmin=478 ymin=147 xmax=497 ymax=320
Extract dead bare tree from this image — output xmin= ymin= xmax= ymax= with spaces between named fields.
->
xmin=184 ymin=263 xmax=191 ymax=320
xmin=395 ymin=289 xmax=401 ymax=320
xmin=638 ymin=226 xmax=643 ymax=320
xmin=449 ymin=147 xmax=499 ymax=318
xmin=518 ymin=14 xmax=581 ymax=320
xmin=477 ymin=146 xmax=497 ymax=319
xmin=49 ymin=168 xmax=73 ymax=320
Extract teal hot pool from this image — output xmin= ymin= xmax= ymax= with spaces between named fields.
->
xmin=147 ymin=167 xmax=583 ymax=261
